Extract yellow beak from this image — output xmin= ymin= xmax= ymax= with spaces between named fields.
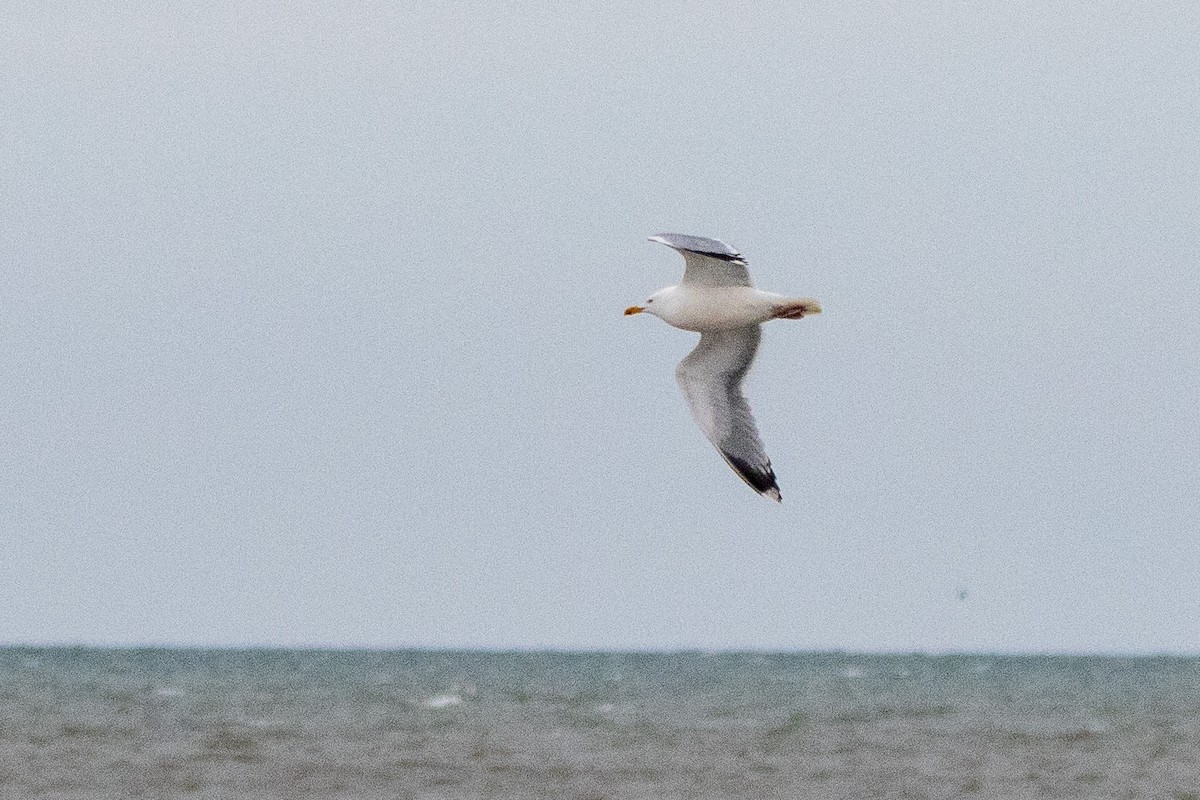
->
xmin=624 ymin=305 xmax=645 ymax=316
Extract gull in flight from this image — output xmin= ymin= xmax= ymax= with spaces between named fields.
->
xmin=624 ymin=234 xmax=821 ymax=502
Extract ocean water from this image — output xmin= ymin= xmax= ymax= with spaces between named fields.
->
xmin=1 ymin=648 xmax=1198 ymax=799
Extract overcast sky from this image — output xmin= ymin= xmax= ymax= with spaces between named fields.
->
xmin=4 ymin=1 xmax=1198 ymax=653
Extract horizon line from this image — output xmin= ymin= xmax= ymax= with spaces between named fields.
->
xmin=3 ymin=642 xmax=1199 ymax=659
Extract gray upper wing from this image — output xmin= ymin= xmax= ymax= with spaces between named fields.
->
xmin=648 ymin=233 xmax=753 ymax=288
xmin=674 ymin=325 xmax=780 ymax=500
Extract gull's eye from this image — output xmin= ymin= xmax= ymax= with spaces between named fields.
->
xmin=647 ymin=298 xmax=654 ymax=303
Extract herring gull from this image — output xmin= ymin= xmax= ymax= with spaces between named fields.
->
xmin=624 ymin=233 xmax=821 ymax=502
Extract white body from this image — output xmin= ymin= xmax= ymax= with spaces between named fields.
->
xmin=644 ymin=285 xmax=786 ymax=332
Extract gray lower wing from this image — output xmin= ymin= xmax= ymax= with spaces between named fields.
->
xmin=674 ymin=326 xmax=780 ymax=500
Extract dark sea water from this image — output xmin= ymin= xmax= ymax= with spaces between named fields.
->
xmin=2 ymin=648 xmax=1199 ymax=799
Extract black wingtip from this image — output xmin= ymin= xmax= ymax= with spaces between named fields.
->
xmin=725 ymin=454 xmax=782 ymax=502
xmin=682 ymin=248 xmax=748 ymax=265
xmin=648 ymin=233 xmax=747 ymax=264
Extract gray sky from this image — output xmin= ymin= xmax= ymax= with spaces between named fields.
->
xmin=4 ymin=1 xmax=1199 ymax=653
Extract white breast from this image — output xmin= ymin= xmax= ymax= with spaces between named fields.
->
xmin=654 ymin=286 xmax=782 ymax=332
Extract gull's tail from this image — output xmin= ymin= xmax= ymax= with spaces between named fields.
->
xmin=772 ymin=298 xmax=822 ymax=320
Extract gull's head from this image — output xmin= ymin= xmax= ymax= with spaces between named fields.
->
xmin=624 ymin=288 xmax=669 ymax=318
